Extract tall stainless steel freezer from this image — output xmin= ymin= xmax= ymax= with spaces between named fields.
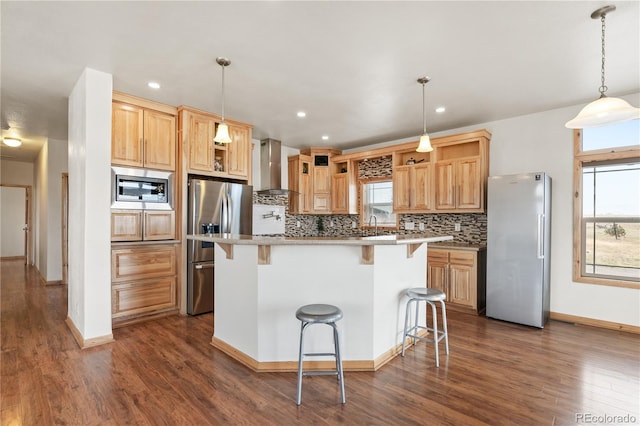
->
xmin=187 ymin=178 xmax=253 ymax=315
xmin=486 ymin=172 xmax=551 ymax=328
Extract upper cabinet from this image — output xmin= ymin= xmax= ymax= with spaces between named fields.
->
xmin=111 ymin=93 xmax=177 ymax=171
xmin=392 ymin=150 xmax=433 ymax=213
xmin=179 ymin=107 xmax=252 ymax=182
xmin=433 ymin=130 xmax=490 ymax=213
xmin=288 ymin=154 xmax=312 ymax=214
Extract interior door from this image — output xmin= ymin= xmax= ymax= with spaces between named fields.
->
xmin=0 ymin=186 xmax=27 ymax=261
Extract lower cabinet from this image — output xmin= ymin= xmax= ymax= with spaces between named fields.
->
xmin=111 ymin=210 xmax=176 ymax=242
xmin=427 ymin=247 xmax=486 ymax=314
xmin=111 ymin=243 xmax=179 ymax=325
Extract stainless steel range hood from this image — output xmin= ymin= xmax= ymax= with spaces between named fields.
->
xmin=257 ymin=138 xmax=289 ymax=195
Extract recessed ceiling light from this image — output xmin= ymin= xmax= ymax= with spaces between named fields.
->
xmin=297 ymin=111 xmax=306 ymax=118
xmin=148 ymin=82 xmax=161 ymax=89
xmin=3 ymin=137 xmax=22 ymax=147
xmin=321 ymin=135 xmax=329 ymax=140
xmin=435 ymin=107 xmax=446 ymax=113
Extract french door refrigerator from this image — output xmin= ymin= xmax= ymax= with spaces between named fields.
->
xmin=486 ymin=172 xmax=551 ymax=328
xmin=187 ymin=178 xmax=252 ymax=315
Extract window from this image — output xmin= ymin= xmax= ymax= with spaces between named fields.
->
xmin=574 ymin=120 xmax=640 ymax=288
xmin=360 ymin=178 xmax=397 ymax=228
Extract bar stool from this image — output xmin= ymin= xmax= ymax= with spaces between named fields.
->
xmin=401 ymin=287 xmax=449 ymax=367
xmin=295 ymin=304 xmax=346 ymax=405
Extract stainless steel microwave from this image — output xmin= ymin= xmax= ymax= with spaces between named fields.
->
xmin=111 ymin=167 xmax=173 ymax=210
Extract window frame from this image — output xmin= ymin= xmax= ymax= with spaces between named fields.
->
xmin=572 ymin=129 xmax=640 ymax=289
xmin=359 ymin=177 xmax=398 ymax=230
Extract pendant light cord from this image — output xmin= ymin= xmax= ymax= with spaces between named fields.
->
xmin=422 ymin=82 xmax=427 ymax=135
xmin=220 ymin=64 xmax=225 ymax=120
xmin=599 ymin=13 xmax=608 ymax=98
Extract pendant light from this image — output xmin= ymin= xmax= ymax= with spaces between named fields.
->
xmin=213 ymin=57 xmax=233 ymax=144
xmin=416 ymin=77 xmax=433 ymax=152
xmin=565 ymin=5 xmax=640 ymax=129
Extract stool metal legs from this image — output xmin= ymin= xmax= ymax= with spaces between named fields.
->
xmin=296 ymin=320 xmax=345 ymax=405
xmin=401 ymin=296 xmax=449 ymax=367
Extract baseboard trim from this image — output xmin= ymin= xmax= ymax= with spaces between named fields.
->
xmin=1 ymin=256 xmax=25 ymax=261
xmin=211 ymin=330 xmax=430 ymax=373
xmin=551 ymin=312 xmax=639 ymax=334
xmin=65 ymin=317 xmax=115 ymax=349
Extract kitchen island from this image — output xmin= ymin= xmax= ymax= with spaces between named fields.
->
xmin=187 ymin=233 xmax=453 ymax=372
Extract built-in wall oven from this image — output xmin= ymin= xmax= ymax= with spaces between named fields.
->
xmin=111 ymin=166 xmax=173 ymax=210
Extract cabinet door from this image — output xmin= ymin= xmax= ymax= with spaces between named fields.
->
xmin=413 ymin=163 xmax=432 ymax=210
xmin=111 ymin=245 xmax=177 ymax=282
xmin=427 ymin=249 xmax=449 ymax=293
xmin=112 ymin=276 xmax=177 ymax=318
xmin=435 ymin=161 xmax=455 ymax=210
xmin=188 ymin=113 xmax=215 ymax=173
xmin=449 ymin=263 xmax=474 ymax=307
xmin=112 ymin=103 xmax=144 ymax=167
xmin=301 ymin=173 xmax=312 ymax=213
xmin=227 ymin=125 xmax=250 ymax=178
xmin=313 ymin=194 xmax=330 ymax=212
xmin=331 ymin=174 xmax=348 ymax=213
xmin=111 ymin=210 xmax=143 ymax=242
xmin=393 ymin=166 xmax=411 ymax=210
xmin=313 ymin=167 xmax=331 ymax=194
xmin=143 ymin=211 xmax=175 ymax=241
xmin=456 ymin=158 xmax=481 ymax=209
xmin=144 ymin=110 xmax=176 ymax=171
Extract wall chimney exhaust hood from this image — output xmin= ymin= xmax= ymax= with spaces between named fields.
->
xmin=258 ymin=138 xmax=290 ymax=195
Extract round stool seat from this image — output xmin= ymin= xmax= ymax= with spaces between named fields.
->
xmin=296 ymin=304 xmax=343 ymax=324
xmin=406 ymin=287 xmax=446 ymax=302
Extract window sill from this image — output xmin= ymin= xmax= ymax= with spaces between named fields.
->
xmin=573 ymin=275 xmax=640 ymax=290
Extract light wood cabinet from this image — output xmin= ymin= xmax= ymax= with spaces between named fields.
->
xmin=393 ymin=151 xmax=433 ymax=212
xmin=288 ymin=155 xmax=312 ymax=214
xmin=111 ymin=244 xmax=178 ymax=322
xmin=330 ymin=159 xmax=357 ymax=215
xmin=312 ymin=166 xmax=331 ymax=212
xmin=331 ymin=173 xmax=349 ymax=213
xmin=111 ymin=100 xmax=176 ymax=171
xmin=427 ymin=247 xmax=486 ymax=314
xmin=111 ymin=210 xmax=175 ymax=242
xmin=180 ymin=107 xmax=252 ymax=181
xmin=433 ymin=131 xmax=489 ymax=212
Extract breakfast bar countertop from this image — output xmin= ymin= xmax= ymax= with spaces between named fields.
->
xmin=187 ymin=233 xmax=453 ymax=246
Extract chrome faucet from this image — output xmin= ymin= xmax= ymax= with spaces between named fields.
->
xmin=368 ymin=215 xmax=378 ymax=236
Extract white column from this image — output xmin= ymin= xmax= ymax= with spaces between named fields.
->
xmin=67 ymin=68 xmax=113 ymax=345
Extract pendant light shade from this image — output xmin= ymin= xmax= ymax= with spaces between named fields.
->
xmin=214 ymin=57 xmax=233 ymax=144
xmin=565 ymin=5 xmax=640 ymax=129
xmin=416 ymin=77 xmax=433 ymax=153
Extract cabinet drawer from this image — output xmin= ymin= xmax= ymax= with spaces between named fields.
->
xmin=112 ymin=276 xmax=177 ymax=318
xmin=427 ymin=249 xmax=449 ymax=263
xmin=449 ymin=251 xmax=475 ymax=266
xmin=111 ymin=245 xmax=177 ymax=282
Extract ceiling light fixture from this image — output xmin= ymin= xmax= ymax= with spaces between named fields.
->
xmin=322 ymin=135 xmax=329 ymax=140
xmin=3 ymin=137 xmax=22 ymax=147
xmin=147 ymin=82 xmax=160 ymax=89
xmin=297 ymin=111 xmax=306 ymax=118
xmin=213 ymin=57 xmax=233 ymax=144
xmin=435 ymin=106 xmax=446 ymax=113
xmin=565 ymin=5 xmax=640 ymax=129
xmin=416 ymin=77 xmax=433 ymax=153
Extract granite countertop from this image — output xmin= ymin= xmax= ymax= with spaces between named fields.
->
xmin=428 ymin=241 xmax=486 ymax=251
xmin=187 ymin=233 xmax=454 ymax=246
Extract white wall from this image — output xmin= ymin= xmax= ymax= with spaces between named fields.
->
xmin=67 ymin=68 xmax=113 ymax=341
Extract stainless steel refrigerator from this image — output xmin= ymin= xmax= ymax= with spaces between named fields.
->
xmin=486 ymin=172 xmax=551 ymax=328
xmin=187 ymin=178 xmax=253 ymax=315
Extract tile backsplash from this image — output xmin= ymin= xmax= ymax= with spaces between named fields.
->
xmin=253 ymin=192 xmax=486 ymax=244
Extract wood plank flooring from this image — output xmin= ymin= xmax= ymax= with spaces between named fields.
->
xmin=1 ymin=259 xmax=639 ymax=425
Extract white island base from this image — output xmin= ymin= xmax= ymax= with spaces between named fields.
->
xmin=188 ymin=234 xmax=452 ymax=372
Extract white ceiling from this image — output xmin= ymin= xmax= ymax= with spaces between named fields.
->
xmin=1 ymin=1 xmax=639 ymax=162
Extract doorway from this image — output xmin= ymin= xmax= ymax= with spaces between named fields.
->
xmin=61 ymin=173 xmax=68 ymax=284
xmin=0 ymin=184 xmax=32 ymax=264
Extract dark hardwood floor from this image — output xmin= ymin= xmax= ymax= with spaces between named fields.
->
xmin=1 ymin=259 xmax=639 ymax=425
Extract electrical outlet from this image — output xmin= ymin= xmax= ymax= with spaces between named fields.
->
xmin=352 ymin=221 xmax=357 ymax=229
xmin=418 ymin=223 xmax=425 ymax=231
xmin=330 ymin=220 xmax=334 ymax=227
xmin=405 ymin=222 xmax=415 ymax=230
xmin=296 ymin=221 xmax=301 ymax=228
xmin=455 ymin=223 xmax=461 ymax=231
